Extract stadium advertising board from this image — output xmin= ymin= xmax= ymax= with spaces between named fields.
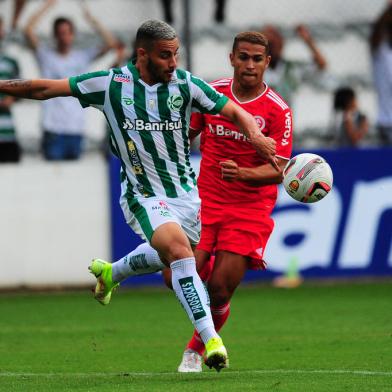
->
xmin=110 ymin=148 xmax=392 ymax=284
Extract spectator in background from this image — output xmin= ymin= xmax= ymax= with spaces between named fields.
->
xmin=331 ymin=86 xmax=368 ymax=147
xmin=370 ymin=1 xmax=392 ymax=146
xmin=161 ymin=0 xmax=227 ymax=24
xmin=0 ymin=16 xmax=21 ymax=163
xmin=262 ymin=24 xmax=327 ymax=105
xmin=11 ymin=0 xmax=27 ymax=30
xmin=24 ymin=0 xmax=117 ymax=160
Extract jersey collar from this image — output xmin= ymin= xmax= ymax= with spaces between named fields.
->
xmin=230 ymin=81 xmax=269 ymax=104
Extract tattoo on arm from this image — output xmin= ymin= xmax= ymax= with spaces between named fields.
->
xmin=1 ymin=79 xmax=34 ymax=98
xmin=3 ymin=79 xmax=32 ymax=88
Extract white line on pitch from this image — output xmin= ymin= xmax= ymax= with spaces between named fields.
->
xmin=0 ymin=369 xmax=392 ymax=377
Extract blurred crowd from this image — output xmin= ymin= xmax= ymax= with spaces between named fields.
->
xmin=0 ymin=0 xmax=391 ymax=163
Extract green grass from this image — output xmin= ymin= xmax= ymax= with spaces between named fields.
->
xmin=0 ymin=282 xmax=391 ymax=391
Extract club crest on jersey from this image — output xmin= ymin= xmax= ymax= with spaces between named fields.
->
xmin=167 ymin=94 xmax=184 ymax=112
xmin=169 ymin=78 xmax=187 ymax=85
xmin=114 ymin=74 xmax=130 ymax=83
xmin=254 ymin=116 xmax=266 ymax=131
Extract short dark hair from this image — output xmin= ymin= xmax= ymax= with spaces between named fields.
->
xmin=232 ymin=31 xmax=269 ymax=54
xmin=53 ymin=17 xmax=74 ymax=36
xmin=135 ymin=19 xmax=177 ymax=51
xmin=334 ymin=87 xmax=355 ymax=111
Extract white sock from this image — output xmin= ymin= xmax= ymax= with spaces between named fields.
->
xmin=170 ymin=257 xmax=219 ymax=345
xmin=112 ymin=243 xmax=165 ymax=283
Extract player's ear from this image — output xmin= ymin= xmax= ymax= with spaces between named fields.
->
xmin=229 ymin=52 xmax=235 ymax=67
xmin=265 ymin=55 xmax=271 ymax=68
xmin=137 ymin=47 xmax=147 ymax=60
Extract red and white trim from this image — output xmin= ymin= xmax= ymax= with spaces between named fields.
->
xmin=266 ymin=90 xmax=289 ymax=110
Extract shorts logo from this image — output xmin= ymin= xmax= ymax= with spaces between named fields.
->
xmin=152 ymin=200 xmax=172 ymax=217
xmin=167 ymin=94 xmax=184 ymax=112
xmin=114 ymin=74 xmax=130 ymax=83
xmin=254 ymin=116 xmax=266 ymax=132
xmin=256 ymin=247 xmax=263 ymax=256
xmin=159 ymin=201 xmax=169 ymax=209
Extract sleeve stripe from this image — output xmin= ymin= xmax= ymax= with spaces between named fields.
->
xmin=266 ymin=92 xmax=288 ymax=110
xmin=266 ymin=91 xmax=289 ymax=110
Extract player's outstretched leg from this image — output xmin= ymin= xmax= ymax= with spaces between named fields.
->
xmin=88 ymin=259 xmax=119 ymax=305
xmin=89 ymin=243 xmax=165 ymax=305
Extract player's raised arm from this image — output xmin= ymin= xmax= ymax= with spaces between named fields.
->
xmin=0 ymin=78 xmax=72 ymax=100
xmin=24 ymin=0 xmax=56 ymax=51
xmin=220 ymin=99 xmax=279 ymax=170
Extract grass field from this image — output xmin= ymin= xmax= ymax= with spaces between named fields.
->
xmin=0 ymin=282 xmax=391 ymax=391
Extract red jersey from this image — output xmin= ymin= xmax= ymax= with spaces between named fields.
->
xmin=191 ymin=78 xmax=293 ymax=212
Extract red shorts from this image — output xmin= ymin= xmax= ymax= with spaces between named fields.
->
xmin=197 ymin=204 xmax=274 ymax=271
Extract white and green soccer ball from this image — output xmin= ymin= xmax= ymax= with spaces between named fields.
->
xmin=283 ymin=153 xmax=333 ymax=203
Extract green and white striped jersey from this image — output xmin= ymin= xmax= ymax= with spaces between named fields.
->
xmin=69 ymin=61 xmax=228 ymax=199
xmin=0 ymin=55 xmax=19 ymax=141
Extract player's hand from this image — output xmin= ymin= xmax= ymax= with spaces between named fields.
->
xmin=249 ymin=135 xmax=279 ymax=171
xmin=220 ymin=160 xmax=240 ymax=182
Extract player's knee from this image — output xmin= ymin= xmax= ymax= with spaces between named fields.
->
xmin=208 ymin=281 xmax=233 ymax=306
xmin=165 ymin=242 xmax=193 ymax=262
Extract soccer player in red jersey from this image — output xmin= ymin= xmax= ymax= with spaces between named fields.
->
xmin=176 ymin=31 xmax=293 ymax=372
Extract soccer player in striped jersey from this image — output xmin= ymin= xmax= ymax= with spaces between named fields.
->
xmin=0 ymin=20 xmax=278 ymax=372
xmin=173 ymin=31 xmax=293 ymax=372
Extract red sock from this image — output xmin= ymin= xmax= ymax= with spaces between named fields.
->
xmin=186 ymin=302 xmax=231 ymax=355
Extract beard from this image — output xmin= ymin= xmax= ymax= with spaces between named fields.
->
xmin=147 ymin=58 xmax=171 ymax=84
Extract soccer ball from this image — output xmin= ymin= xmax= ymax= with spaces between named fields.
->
xmin=282 ymin=153 xmax=333 ymax=203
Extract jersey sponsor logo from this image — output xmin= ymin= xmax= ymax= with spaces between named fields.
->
xmin=207 ymin=115 xmax=265 ymax=142
xmin=179 ymin=277 xmax=206 ymax=320
xmin=167 ymin=94 xmax=184 ymax=112
xmin=282 ymin=111 xmax=292 ymax=146
xmin=127 ymin=140 xmax=144 ymax=175
xmin=122 ymin=97 xmax=134 ymax=105
xmin=207 ymin=124 xmax=249 ymax=142
xmin=123 ymin=118 xmax=183 ymax=132
xmin=114 ymin=74 xmax=130 ymax=83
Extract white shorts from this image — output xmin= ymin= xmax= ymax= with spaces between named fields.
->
xmin=120 ymin=187 xmax=201 ymax=245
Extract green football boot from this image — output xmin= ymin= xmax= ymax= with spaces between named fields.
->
xmin=88 ymin=259 xmax=119 ymax=305
xmin=205 ymin=337 xmax=228 ymax=372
